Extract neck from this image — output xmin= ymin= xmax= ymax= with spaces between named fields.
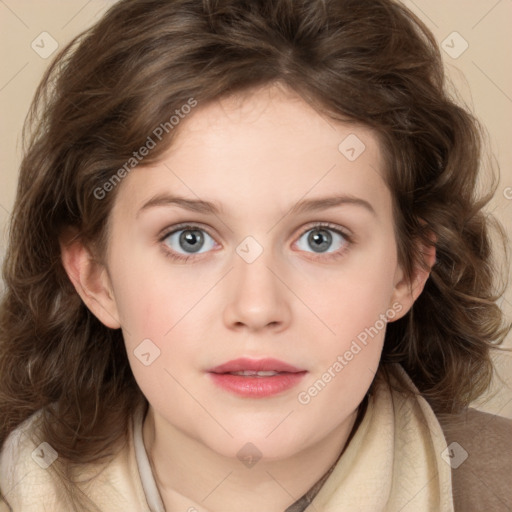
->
xmin=142 ymin=401 xmax=365 ymax=512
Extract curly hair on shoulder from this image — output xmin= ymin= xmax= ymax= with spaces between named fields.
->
xmin=1 ymin=0 xmax=510 ymax=509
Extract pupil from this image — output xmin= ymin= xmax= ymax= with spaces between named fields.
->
xmin=309 ymin=229 xmax=331 ymax=253
xmin=180 ymin=230 xmax=203 ymax=253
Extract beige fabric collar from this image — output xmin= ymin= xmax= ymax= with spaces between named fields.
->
xmin=133 ymin=364 xmax=454 ymax=512
xmin=302 ymin=364 xmax=454 ymax=511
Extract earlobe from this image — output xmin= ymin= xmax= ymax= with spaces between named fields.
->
xmin=59 ymin=227 xmax=121 ymax=329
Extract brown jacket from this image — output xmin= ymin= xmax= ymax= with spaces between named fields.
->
xmin=437 ymin=407 xmax=512 ymax=511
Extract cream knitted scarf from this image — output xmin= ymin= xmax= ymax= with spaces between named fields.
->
xmin=0 ymin=364 xmax=454 ymax=511
xmin=288 ymin=364 xmax=454 ymax=512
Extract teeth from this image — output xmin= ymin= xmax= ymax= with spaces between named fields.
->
xmin=229 ymin=370 xmax=281 ymax=376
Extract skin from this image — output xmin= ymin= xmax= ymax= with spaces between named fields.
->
xmin=61 ymin=83 xmax=435 ymax=512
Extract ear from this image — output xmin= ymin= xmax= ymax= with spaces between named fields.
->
xmin=387 ymin=229 xmax=437 ymax=322
xmin=59 ymin=227 xmax=121 ymax=329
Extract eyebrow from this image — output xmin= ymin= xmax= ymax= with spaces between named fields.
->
xmin=136 ymin=193 xmax=376 ymax=218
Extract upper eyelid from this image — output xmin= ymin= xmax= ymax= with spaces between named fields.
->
xmin=159 ymin=222 xmax=216 ymax=241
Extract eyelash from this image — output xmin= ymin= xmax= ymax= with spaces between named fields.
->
xmin=158 ymin=222 xmax=353 ymax=263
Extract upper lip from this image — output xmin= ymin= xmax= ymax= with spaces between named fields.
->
xmin=208 ymin=357 xmax=305 ymax=374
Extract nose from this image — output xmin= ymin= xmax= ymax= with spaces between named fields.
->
xmin=222 ymin=248 xmax=291 ymax=333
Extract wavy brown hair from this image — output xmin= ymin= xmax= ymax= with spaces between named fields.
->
xmin=1 ymin=0 xmax=510 ymax=509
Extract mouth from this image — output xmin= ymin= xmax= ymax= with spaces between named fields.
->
xmin=208 ymin=357 xmax=305 ymax=374
xmin=219 ymin=370 xmax=292 ymax=377
xmin=207 ymin=357 xmax=307 ymax=398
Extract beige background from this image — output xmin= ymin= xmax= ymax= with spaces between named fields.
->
xmin=0 ymin=0 xmax=511 ymax=418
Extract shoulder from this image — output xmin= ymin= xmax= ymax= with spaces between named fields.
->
xmin=436 ymin=407 xmax=512 ymax=512
xmin=0 ymin=409 xmax=62 ymax=511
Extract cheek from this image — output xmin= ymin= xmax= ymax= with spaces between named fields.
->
xmin=291 ymin=235 xmax=398 ymax=407
xmin=116 ymin=276 xmax=198 ymax=412
xmin=298 ymin=241 xmax=398 ymax=339
xmin=294 ymin=264 xmax=394 ymax=424
xmin=110 ymin=255 xmax=214 ymax=403
xmin=108 ymin=238 xmax=199 ymax=338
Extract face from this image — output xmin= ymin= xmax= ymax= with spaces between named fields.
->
xmin=89 ymin=84 xmax=415 ymax=460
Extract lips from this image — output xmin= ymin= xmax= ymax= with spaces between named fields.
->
xmin=207 ymin=357 xmax=307 ymax=398
xmin=208 ymin=357 xmax=305 ymax=374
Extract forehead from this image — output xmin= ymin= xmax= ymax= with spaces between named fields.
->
xmin=111 ymin=84 xmax=391 ymax=222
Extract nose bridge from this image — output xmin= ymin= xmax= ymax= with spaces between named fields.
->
xmin=223 ymin=234 xmax=290 ymax=330
xmin=234 ymin=234 xmax=280 ymax=300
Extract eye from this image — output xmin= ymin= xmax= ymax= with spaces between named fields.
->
xmin=294 ymin=223 xmax=351 ymax=260
xmin=159 ymin=222 xmax=352 ymax=263
xmin=161 ymin=224 xmax=217 ymax=261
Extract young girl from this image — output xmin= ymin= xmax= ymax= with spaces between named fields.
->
xmin=0 ymin=0 xmax=510 ymax=511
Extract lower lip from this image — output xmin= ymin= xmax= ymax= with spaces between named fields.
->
xmin=208 ymin=372 xmax=307 ymax=398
